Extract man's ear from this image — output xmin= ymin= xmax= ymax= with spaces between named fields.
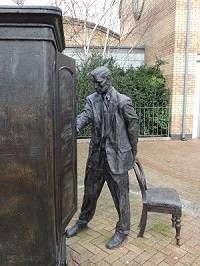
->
xmin=108 ymin=78 xmax=112 ymax=84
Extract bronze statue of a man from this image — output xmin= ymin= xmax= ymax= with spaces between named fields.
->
xmin=65 ymin=66 xmax=139 ymax=249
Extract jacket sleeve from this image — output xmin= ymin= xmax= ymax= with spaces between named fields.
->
xmin=121 ymin=98 xmax=139 ymax=160
xmin=76 ymin=96 xmax=93 ymax=134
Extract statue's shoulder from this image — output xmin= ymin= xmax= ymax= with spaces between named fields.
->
xmin=86 ymin=92 xmax=98 ymax=102
xmin=115 ymin=90 xmax=131 ymax=106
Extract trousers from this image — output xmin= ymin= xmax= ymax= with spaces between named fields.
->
xmin=78 ymin=149 xmax=130 ymax=235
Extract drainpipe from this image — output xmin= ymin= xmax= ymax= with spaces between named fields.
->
xmin=181 ymin=0 xmax=192 ymax=140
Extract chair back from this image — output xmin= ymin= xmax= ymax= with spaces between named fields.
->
xmin=133 ymin=158 xmax=147 ymax=199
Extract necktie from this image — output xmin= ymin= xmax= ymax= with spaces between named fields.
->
xmin=101 ymin=94 xmax=109 ymax=139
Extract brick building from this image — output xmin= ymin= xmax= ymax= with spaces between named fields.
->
xmin=63 ymin=16 xmax=120 ymax=48
xmin=62 ymin=16 xmax=144 ymax=68
xmin=119 ymin=0 xmax=200 ymax=139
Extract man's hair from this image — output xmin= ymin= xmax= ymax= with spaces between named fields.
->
xmin=90 ymin=66 xmax=112 ymax=80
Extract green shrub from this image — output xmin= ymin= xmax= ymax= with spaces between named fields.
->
xmin=76 ymin=53 xmax=170 ymax=137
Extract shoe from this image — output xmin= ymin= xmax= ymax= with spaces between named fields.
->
xmin=106 ymin=232 xmax=127 ymax=249
xmin=65 ymin=222 xmax=88 ymax=238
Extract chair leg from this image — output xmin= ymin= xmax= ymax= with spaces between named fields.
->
xmin=175 ymin=216 xmax=181 ymax=246
xmin=138 ymin=213 xmax=142 ymax=228
xmin=171 ymin=214 xmax=176 ymax=227
xmin=138 ymin=208 xmax=147 ymax=237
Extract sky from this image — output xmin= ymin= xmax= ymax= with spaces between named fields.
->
xmin=0 ymin=0 xmax=120 ymax=32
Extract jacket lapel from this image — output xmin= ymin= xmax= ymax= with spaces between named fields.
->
xmin=93 ymin=93 xmax=102 ymax=128
xmin=109 ymin=88 xmax=118 ymax=125
xmin=92 ymin=88 xmax=118 ymax=131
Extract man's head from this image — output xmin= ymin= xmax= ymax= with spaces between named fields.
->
xmin=90 ymin=66 xmax=112 ymax=95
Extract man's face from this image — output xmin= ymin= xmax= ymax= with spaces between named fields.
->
xmin=92 ymin=74 xmax=111 ymax=95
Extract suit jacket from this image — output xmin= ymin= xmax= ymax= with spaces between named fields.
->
xmin=77 ymin=87 xmax=139 ymax=174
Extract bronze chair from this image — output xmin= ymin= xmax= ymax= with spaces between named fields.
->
xmin=133 ymin=158 xmax=182 ymax=246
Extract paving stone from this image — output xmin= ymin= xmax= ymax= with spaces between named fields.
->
xmin=66 ymin=235 xmax=81 ymax=245
xmin=90 ymin=223 xmax=107 ymax=231
xmin=128 ymin=232 xmax=138 ymax=240
xmin=104 ymin=224 xmax=116 ymax=231
xmin=89 ymin=251 xmax=108 ymax=263
xmin=144 ymin=233 xmax=153 ymax=239
xmin=153 ymin=244 xmax=173 ymax=256
xmin=69 ymin=243 xmax=88 ymax=255
xmin=78 ymin=250 xmax=94 ymax=264
xmin=144 ymin=252 xmax=166 ymax=265
xmin=134 ymin=251 xmax=153 ymax=264
xmin=67 ymin=140 xmax=200 ymax=265
xmin=143 ymin=261 xmax=158 ymax=266
xmin=191 ymin=256 xmax=200 ymax=266
xmin=128 ymin=261 xmax=141 ymax=266
xmin=80 ymin=261 xmax=96 ymax=266
xmin=96 ymin=228 xmax=113 ymax=237
xmin=185 ymin=238 xmax=200 ymax=247
xmin=164 ymin=255 xmax=180 ymax=265
xmin=78 ymin=236 xmax=94 ymax=246
xmin=142 ymin=244 xmax=158 ymax=255
xmin=189 ymin=247 xmax=200 ymax=256
xmin=119 ymin=251 xmax=139 ymax=264
xmin=166 ymin=244 xmax=187 ymax=257
xmin=158 ymin=262 xmax=171 ymax=266
xmin=118 ymin=246 xmax=130 ymax=254
xmin=90 ymin=235 xmax=105 ymax=245
xmin=179 ymin=253 xmax=196 ymax=265
xmin=194 ymin=243 xmax=200 ymax=251
xmin=173 ymin=262 xmax=186 ymax=266
xmin=145 ymin=236 xmax=163 ymax=247
xmin=95 ymin=242 xmax=117 ymax=255
xmin=112 ymin=260 xmax=129 ymax=266
xmin=105 ymin=250 xmax=127 ymax=264
xmin=83 ymin=242 xmax=102 ymax=255
xmin=69 ymin=249 xmax=81 ymax=265
xmin=126 ymin=243 xmax=143 ymax=255
xmin=157 ymin=237 xmax=173 ymax=247
xmin=96 ymin=261 xmax=111 ymax=266
xmin=84 ymin=229 xmax=102 ymax=238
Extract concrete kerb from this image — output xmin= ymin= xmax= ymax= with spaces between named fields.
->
xmin=77 ymin=137 xmax=171 ymax=144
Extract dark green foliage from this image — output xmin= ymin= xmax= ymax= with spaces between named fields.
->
xmin=76 ymin=53 xmax=170 ymax=137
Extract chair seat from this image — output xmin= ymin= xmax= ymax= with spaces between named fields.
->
xmin=133 ymin=159 xmax=182 ymax=245
xmin=145 ymin=187 xmax=182 ymax=210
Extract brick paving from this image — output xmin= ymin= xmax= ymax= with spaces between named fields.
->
xmin=67 ymin=139 xmax=200 ymax=265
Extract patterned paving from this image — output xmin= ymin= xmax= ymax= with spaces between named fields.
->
xmin=67 ymin=139 xmax=200 ymax=265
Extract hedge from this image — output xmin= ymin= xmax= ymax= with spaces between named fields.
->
xmin=76 ymin=53 xmax=170 ymax=137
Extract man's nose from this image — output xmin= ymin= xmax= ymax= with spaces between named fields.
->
xmin=95 ymin=82 xmax=100 ymax=88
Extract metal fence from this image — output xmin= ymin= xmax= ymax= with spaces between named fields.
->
xmin=135 ymin=106 xmax=170 ymax=137
xmin=79 ymin=105 xmax=170 ymax=138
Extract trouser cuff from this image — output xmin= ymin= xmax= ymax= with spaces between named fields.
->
xmin=77 ymin=219 xmax=88 ymax=225
xmin=116 ymin=229 xmax=130 ymax=236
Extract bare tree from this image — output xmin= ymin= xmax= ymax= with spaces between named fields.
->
xmin=52 ymin=0 xmax=121 ymax=59
xmin=119 ymin=0 xmax=160 ymax=51
xmin=51 ymin=0 xmax=158 ymax=67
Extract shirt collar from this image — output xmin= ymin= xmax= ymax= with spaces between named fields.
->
xmin=102 ymin=87 xmax=112 ymax=102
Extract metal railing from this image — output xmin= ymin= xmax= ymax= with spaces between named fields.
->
xmin=135 ymin=106 xmax=170 ymax=137
xmin=79 ymin=105 xmax=170 ymax=138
